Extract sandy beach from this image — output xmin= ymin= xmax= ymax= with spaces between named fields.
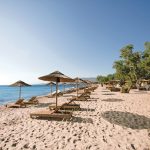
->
xmin=0 ymin=85 xmax=150 ymax=150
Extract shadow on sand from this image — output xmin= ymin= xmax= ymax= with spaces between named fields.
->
xmin=80 ymin=108 xmax=95 ymax=112
xmin=101 ymin=90 xmax=110 ymax=92
xmin=87 ymin=98 xmax=98 ymax=101
xmin=71 ymin=116 xmax=93 ymax=124
xmin=90 ymin=93 xmax=98 ymax=95
xmin=63 ymin=95 xmax=75 ymax=97
xmin=35 ymin=103 xmax=55 ymax=108
xmin=102 ymin=111 xmax=150 ymax=129
xmin=102 ymin=98 xmax=124 ymax=102
xmin=35 ymin=116 xmax=93 ymax=124
xmin=132 ymin=91 xmax=148 ymax=94
xmin=102 ymin=93 xmax=115 ymax=95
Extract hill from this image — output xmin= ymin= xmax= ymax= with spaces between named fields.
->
xmin=82 ymin=77 xmax=97 ymax=82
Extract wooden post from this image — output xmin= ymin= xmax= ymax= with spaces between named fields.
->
xmin=56 ymin=81 xmax=58 ymax=109
xmin=76 ymin=79 xmax=78 ymax=97
xmin=19 ymin=86 xmax=21 ymax=99
xmin=51 ymin=84 xmax=52 ymax=95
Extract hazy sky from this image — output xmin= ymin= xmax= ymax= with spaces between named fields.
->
xmin=0 ymin=0 xmax=150 ymax=84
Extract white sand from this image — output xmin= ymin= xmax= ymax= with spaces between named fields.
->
xmin=0 ymin=85 xmax=150 ymax=150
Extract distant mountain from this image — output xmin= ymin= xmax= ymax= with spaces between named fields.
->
xmin=81 ymin=77 xmax=97 ymax=82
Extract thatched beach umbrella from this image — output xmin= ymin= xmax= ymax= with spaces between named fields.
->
xmin=85 ymin=80 xmax=93 ymax=85
xmin=10 ymin=80 xmax=31 ymax=99
xmin=46 ymin=82 xmax=56 ymax=95
xmin=74 ymin=77 xmax=87 ymax=97
xmin=39 ymin=71 xmax=75 ymax=109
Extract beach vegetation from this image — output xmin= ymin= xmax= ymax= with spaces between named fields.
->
xmin=113 ymin=42 xmax=150 ymax=92
xmin=97 ymin=41 xmax=150 ymax=92
xmin=97 ymin=74 xmax=115 ymax=83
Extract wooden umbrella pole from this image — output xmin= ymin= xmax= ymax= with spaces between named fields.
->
xmin=51 ymin=84 xmax=52 ymax=95
xmin=56 ymin=81 xmax=58 ymax=109
xmin=19 ymin=86 xmax=21 ymax=99
xmin=77 ymin=82 xmax=78 ymax=97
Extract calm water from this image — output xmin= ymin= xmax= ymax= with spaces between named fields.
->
xmin=0 ymin=84 xmax=77 ymax=105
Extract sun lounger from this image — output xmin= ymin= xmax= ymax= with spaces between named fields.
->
xmin=106 ymin=85 xmax=113 ymax=90
xmin=46 ymin=91 xmax=63 ymax=98
xmin=69 ymin=91 xmax=91 ymax=102
xmin=6 ymin=99 xmax=26 ymax=108
xmin=49 ymin=102 xmax=80 ymax=110
xmin=80 ymin=93 xmax=90 ymax=98
xmin=30 ymin=109 xmax=72 ymax=120
xmin=84 ymin=89 xmax=92 ymax=94
xmin=110 ymin=87 xmax=120 ymax=92
xmin=46 ymin=89 xmax=64 ymax=98
xmin=69 ymin=95 xmax=88 ymax=101
xmin=138 ymin=86 xmax=148 ymax=91
xmin=85 ymin=86 xmax=97 ymax=92
xmin=24 ymin=96 xmax=39 ymax=105
xmin=54 ymin=92 xmax=63 ymax=97
xmin=45 ymin=95 xmax=54 ymax=98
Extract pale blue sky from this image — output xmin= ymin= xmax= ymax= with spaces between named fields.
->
xmin=0 ymin=0 xmax=150 ymax=84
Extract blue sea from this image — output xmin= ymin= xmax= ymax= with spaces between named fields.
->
xmin=0 ymin=84 xmax=78 ymax=105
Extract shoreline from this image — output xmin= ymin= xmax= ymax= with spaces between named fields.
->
xmin=0 ymin=85 xmax=78 ymax=106
xmin=0 ymin=85 xmax=150 ymax=149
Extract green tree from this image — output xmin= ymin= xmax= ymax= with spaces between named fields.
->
xmin=97 ymin=75 xmax=108 ymax=83
xmin=141 ymin=42 xmax=150 ymax=79
xmin=97 ymin=74 xmax=115 ymax=83
xmin=113 ymin=44 xmax=142 ymax=83
xmin=107 ymin=74 xmax=115 ymax=81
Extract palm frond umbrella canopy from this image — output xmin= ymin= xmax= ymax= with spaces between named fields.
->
xmin=10 ymin=80 xmax=31 ymax=99
xmin=39 ymin=71 xmax=75 ymax=109
xmin=46 ymin=82 xmax=56 ymax=95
